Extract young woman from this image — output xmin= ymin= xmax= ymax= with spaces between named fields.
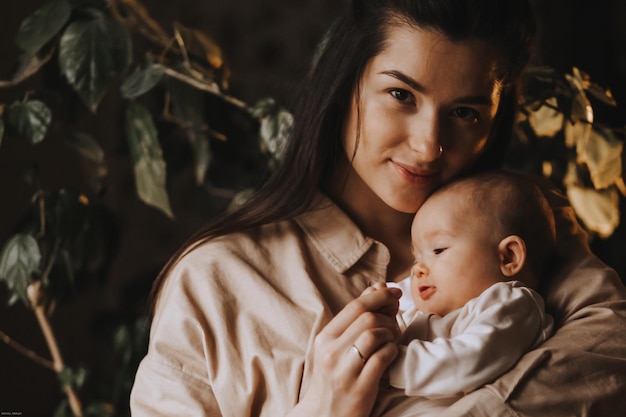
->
xmin=131 ymin=1 xmax=626 ymax=416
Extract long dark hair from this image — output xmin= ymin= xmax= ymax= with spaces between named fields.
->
xmin=150 ymin=0 xmax=537 ymax=304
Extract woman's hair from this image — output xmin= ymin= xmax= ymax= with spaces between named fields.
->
xmin=149 ymin=0 xmax=537 ymax=304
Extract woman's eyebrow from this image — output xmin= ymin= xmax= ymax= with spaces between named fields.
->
xmin=380 ymin=70 xmax=426 ymax=93
xmin=379 ymin=69 xmax=494 ymax=105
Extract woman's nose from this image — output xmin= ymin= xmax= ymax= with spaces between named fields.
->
xmin=409 ymin=112 xmax=443 ymax=162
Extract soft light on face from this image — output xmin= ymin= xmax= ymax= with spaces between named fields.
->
xmin=410 ymin=190 xmax=505 ymax=316
xmin=341 ymin=24 xmax=502 ymax=214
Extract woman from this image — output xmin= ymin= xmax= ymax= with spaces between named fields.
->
xmin=131 ymin=1 xmax=626 ymax=416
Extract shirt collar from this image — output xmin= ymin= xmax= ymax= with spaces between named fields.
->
xmin=295 ymin=193 xmax=389 ymax=274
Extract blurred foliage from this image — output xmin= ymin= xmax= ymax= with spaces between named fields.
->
xmin=0 ymin=0 xmax=623 ymax=416
xmin=508 ymin=66 xmax=625 ymax=238
xmin=0 ymin=0 xmax=288 ymax=415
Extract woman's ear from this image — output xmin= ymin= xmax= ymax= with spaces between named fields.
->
xmin=498 ymin=235 xmax=527 ymax=277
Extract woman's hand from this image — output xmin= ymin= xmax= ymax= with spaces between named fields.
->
xmin=289 ymin=285 xmax=402 ymax=417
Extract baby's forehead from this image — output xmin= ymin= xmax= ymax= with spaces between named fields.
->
xmin=421 ymin=186 xmax=474 ymax=213
xmin=413 ymin=189 xmax=490 ymax=236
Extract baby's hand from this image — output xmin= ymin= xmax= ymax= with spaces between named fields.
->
xmin=359 ymin=282 xmax=400 ymax=321
xmin=360 ymin=281 xmax=389 ymax=296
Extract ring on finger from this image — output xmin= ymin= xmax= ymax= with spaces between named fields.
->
xmin=351 ymin=344 xmax=367 ymax=364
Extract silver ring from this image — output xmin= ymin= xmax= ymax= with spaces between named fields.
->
xmin=351 ymin=344 xmax=366 ymax=364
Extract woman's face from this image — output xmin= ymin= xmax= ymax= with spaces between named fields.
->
xmin=342 ymin=24 xmax=502 ymax=213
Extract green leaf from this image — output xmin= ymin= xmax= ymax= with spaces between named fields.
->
xmin=16 ymin=0 xmax=72 ymax=56
xmin=121 ymin=63 xmax=165 ymax=99
xmin=578 ymin=126 xmax=624 ymax=190
xmin=66 ymin=133 xmax=107 ymax=192
xmin=53 ymin=400 xmax=71 ymax=417
xmin=66 ymin=132 xmax=105 ymax=164
xmin=59 ymin=11 xmax=131 ymax=113
xmin=260 ymin=109 xmax=292 ymax=161
xmin=0 ymin=44 xmax=56 ymax=88
xmin=169 ymin=78 xmax=211 ymax=184
xmin=58 ymin=366 xmax=88 ymax=390
xmin=228 ymin=188 xmax=255 ymax=212
xmin=0 ymin=234 xmax=41 ymax=305
xmin=84 ymin=403 xmax=115 ymax=417
xmin=6 ymin=100 xmax=52 ymax=144
xmin=125 ymin=102 xmax=173 ymax=218
xmin=251 ymin=97 xmax=277 ymax=118
xmin=49 ymin=188 xmax=90 ymax=245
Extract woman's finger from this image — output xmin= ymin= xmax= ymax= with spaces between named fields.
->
xmin=339 ymin=311 xmax=399 ymax=347
xmin=351 ymin=327 xmax=397 ymax=365
xmin=337 ymin=327 xmax=398 ymax=378
xmin=322 ymin=287 xmax=401 ymax=338
xmin=358 ymin=341 xmax=399 ymax=385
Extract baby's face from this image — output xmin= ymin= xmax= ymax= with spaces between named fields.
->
xmin=410 ymin=191 xmax=504 ymax=316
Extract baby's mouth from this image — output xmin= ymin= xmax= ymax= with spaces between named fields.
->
xmin=418 ymin=285 xmax=436 ymax=300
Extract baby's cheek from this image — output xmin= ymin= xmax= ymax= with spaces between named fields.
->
xmin=410 ymin=278 xmax=421 ymax=304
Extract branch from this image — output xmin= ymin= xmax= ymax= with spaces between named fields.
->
xmin=160 ymin=66 xmax=252 ymax=114
xmin=0 ymin=328 xmax=56 ymax=370
xmin=28 ymin=282 xmax=83 ymax=417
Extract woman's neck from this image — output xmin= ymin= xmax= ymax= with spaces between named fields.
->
xmin=325 ymin=165 xmax=415 ymax=282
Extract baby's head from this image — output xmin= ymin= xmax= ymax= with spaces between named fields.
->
xmin=410 ymin=171 xmax=556 ymax=316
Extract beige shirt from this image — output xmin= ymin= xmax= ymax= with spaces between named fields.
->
xmin=130 ymin=193 xmax=626 ymax=416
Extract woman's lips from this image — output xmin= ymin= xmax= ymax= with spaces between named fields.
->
xmin=418 ymin=285 xmax=436 ymax=300
xmin=392 ymin=161 xmax=438 ymax=184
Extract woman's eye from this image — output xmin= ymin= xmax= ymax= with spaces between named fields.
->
xmin=433 ymin=248 xmax=446 ymax=255
xmin=451 ymin=107 xmax=479 ymax=122
xmin=389 ymin=88 xmax=414 ymax=103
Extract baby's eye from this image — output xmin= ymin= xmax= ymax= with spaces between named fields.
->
xmin=451 ymin=107 xmax=479 ymax=123
xmin=389 ymin=88 xmax=414 ymax=104
xmin=433 ymin=248 xmax=446 ymax=255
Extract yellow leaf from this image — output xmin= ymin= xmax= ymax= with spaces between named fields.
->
xmin=567 ymin=185 xmax=620 ymax=238
xmin=527 ymin=97 xmax=563 ymax=137
xmin=577 ymin=127 xmax=624 ymax=190
xmin=564 ymin=119 xmax=591 ymax=149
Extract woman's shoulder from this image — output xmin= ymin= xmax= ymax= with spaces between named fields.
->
xmin=177 ymin=220 xmax=301 ymax=268
xmin=156 ymin=222 xmax=303 ymax=310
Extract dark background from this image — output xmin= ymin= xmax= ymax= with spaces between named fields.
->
xmin=0 ymin=1 xmax=624 ymax=415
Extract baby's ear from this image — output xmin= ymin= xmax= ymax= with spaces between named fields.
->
xmin=498 ymin=235 xmax=526 ymax=277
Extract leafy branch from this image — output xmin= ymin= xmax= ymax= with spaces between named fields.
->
xmin=0 ymin=0 xmax=289 ymax=415
xmin=508 ymin=66 xmax=625 ymax=238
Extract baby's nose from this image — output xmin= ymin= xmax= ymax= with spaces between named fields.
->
xmin=412 ymin=262 xmax=429 ymax=278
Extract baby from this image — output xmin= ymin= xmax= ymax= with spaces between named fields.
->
xmin=376 ymin=171 xmax=556 ymax=416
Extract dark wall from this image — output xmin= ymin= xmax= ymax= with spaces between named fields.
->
xmin=0 ymin=1 xmax=624 ymax=415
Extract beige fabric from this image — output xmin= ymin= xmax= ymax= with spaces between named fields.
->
xmin=130 ymin=192 xmax=626 ymax=416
